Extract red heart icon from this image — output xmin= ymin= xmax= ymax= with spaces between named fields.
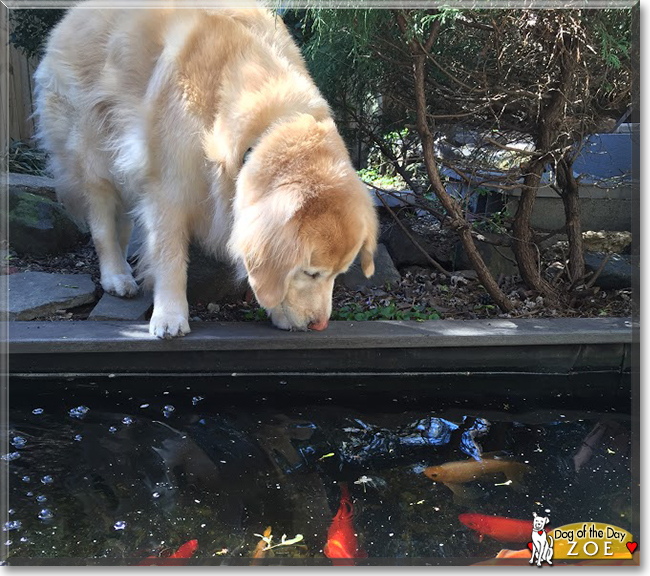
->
xmin=528 ymin=542 xmax=533 ymax=551
xmin=626 ymin=542 xmax=638 ymax=554
xmin=538 ymin=530 xmax=544 ymax=535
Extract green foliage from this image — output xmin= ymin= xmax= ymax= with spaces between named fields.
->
xmin=332 ymin=303 xmax=440 ymax=322
xmin=9 ymin=9 xmax=64 ymax=60
xmin=588 ymin=10 xmax=631 ymax=70
xmin=357 ymin=168 xmax=406 ymax=190
xmin=242 ymin=302 xmax=440 ymax=322
xmin=244 ymin=307 xmax=269 ymax=322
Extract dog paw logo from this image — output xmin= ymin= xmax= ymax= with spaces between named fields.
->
xmin=529 ymin=512 xmax=554 ymax=567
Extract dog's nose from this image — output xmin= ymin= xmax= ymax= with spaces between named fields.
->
xmin=308 ymin=318 xmax=329 ymax=331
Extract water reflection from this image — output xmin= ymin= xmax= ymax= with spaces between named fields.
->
xmin=4 ymin=383 xmax=632 ymax=564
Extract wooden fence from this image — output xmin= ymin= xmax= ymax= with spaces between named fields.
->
xmin=1 ymin=8 xmax=38 ymax=145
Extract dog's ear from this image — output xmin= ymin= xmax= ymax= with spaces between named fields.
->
xmin=246 ymin=258 xmax=294 ymax=310
xmin=533 ymin=512 xmax=538 ymax=518
xmin=545 ymin=518 xmax=550 ymax=526
xmin=359 ymin=203 xmax=378 ymax=278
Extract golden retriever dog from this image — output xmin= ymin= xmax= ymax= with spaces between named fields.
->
xmin=34 ymin=3 xmax=378 ymax=338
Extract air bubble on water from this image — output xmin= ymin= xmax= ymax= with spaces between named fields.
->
xmin=36 ymin=495 xmax=47 ymax=503
xmin=74 ymin=435 xmax=83 ymax=441
xmin=68 ymin=406 xmax=89 ymax=419
xmin=26 ymin=492 xmax=33 ymax=497
xmin=108 ymin=426 xmax=117 ymax=434
xmin=19 ymin=537 xmax=28 ymax=543
xmin=3 ymin=521 xmax=21 ymax=532
xmin=113 ymin=521 xmax=127 ymax=531
xmin=11 ymin=437 xmax=27 ymax=449
xmin=140 ymin=403 xmax=150 ymax=409
xmin=192 ymin=396 xmax=204 ymax=406
xmin=38 ymin=509 xmax=53 ymax=521
xmin=32 ymin=408 xmax=44 ymax=415
xmin=152 ymin=492 xmax=160 ymax=499
xmin=8 ymin=510 xmax=13 ymax=516
xmin=5 ymin=540 xmax=11 ymax=546
xmin=21 ymin=476 xmax=30 ymax=483
xmin=122 ymin=417 xmax=133 ymax=425
xmin=545 ymin=508 xmax=551 ymax=513
xmin=162 ymin=405 xmax=175 ymax=418
xmin=41 ymin=475 xmax=53 ymax=485
xmin=1 ymin=452 xmax=20 ymax=461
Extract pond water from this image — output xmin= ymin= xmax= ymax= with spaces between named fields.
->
xmin=3 ymin=373 xmax=633 ymax=565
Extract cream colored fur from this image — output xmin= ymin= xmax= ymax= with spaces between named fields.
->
xmin=34 ymin=3 xmax=378 ymax=337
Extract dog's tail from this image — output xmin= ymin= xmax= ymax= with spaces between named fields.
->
xmin=548 ymin=535 xmax=554 ymax=548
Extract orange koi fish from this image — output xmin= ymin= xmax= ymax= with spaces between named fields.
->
xmin=459 ymin=513 xmax=547 ymax=543
xmin=250 ymin=526 xmax=272 ymax=566
xmin=138 ymin=539 xmax=198 ymax=565
xmin=324 ymin=483 xmax=367 ymax=566
xmin=423 ymin=454 xmax=531 ymax=499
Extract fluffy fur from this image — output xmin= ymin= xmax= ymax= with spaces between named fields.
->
xmin=34 ymin=3 xmax=378 ymax=337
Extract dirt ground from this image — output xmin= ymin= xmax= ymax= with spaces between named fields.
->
xmin=4 ymin=235 xmax=632 ymax=324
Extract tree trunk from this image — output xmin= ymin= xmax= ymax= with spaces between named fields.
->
xmin=512 ymin=161 xmax=556 ymax=298
xmin=411 ymin=54 xmax=514 ymax=312
xmin=557 ymin=158 xmax=585 ymax=284
xmin=511 ymin=29 xmax=578 ymax=302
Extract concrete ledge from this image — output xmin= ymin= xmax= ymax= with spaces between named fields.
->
xmin=7 ymin=317 xmax=631 ymax=352
xmin=7 ymin=318 xmax=632 ymax=376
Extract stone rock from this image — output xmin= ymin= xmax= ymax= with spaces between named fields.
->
xmin=382 ymin=220 xmax=453 ymax=269
xmin=5 ymin=188 xmax=86 ymax=256
xmin=127 ymin=225 xmax=248 ymax=305
xmin=186 ymin=245 xmax=248 ymax=305
xmin=584 ymin=251 xmax=632 ymax=290
xmin=2 ymin=272 xmax=96 ymax=320
xmin=338 ymin=243 xmax=401 ymax=290
xmin=453 ymin=233 xmax=519 ymax=278
xmin=88 ymin=290 xmax=153 ymax=321
xmin=582 ymin=230 xmax=632 ymax=254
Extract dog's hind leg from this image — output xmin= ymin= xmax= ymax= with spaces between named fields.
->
xmin=86 ymin=179 xmax=139 ymax=298
xmin=117 ymin=207 xmax=134 ymax=264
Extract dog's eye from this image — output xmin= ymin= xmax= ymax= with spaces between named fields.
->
xmin=304 ymin=271 xmax=320 ymax=279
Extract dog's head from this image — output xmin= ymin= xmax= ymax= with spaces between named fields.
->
xmin=229 ymin=114 xmax=378 ymax=331
xmin=532 ymin=512 xmax=550 ymax=531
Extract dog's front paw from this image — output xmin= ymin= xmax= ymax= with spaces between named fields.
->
xmin=101 ymin=273 xmax=139 ymax=298
xmin=149 ymin=311 xmax=190 ymax=339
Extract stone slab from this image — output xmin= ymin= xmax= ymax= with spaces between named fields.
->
xmin=88 ymin=290 xmax=153 ymax=321
xmin=8 ymin=172 xmax=56 ymax=196
xmin=3 ymin=272 xmax=97 ymax=320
